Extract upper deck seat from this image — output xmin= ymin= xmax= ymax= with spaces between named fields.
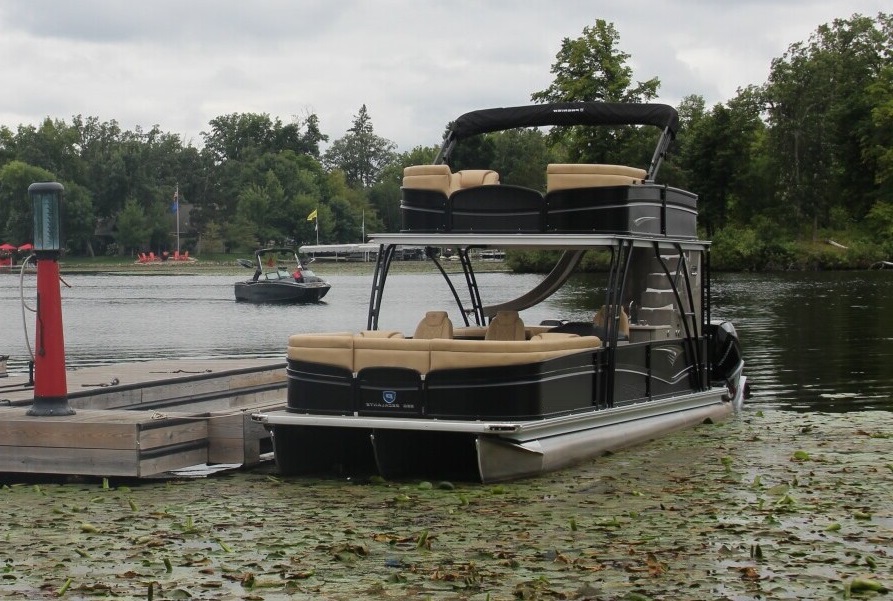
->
xmin=401 ymin=165 xmax=453 ymax=231
xmin=546 ymin=164 xmax=647 ymax=192
xmin=402 ymin=164 xmax=453 ymax=196
xmin=450 ymin=169 xmax=499 ymax=193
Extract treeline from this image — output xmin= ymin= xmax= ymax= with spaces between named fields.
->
xmin=1 ymin=14 xmax=891 ymax=270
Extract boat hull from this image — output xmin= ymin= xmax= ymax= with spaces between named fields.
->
xmin=257 ymin=389 xmax=732 ymax=482
xmin=234 ymin=281 xmax=330 ymax=304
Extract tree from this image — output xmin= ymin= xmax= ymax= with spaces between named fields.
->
xmin=62 ymin=182 xmax=96 ymax=256
xmin=0 ymin=160 xmax=56 ymax=243
xmin=677 ymin=87 xmax=767 ymax=235
xmin=532 ymin=20 xmax=659 ymax=105
xmin=115 ymin=198 xmax=150 ymax=255
xmin=323 ymin=105 xmax=396 ymax=188
xmin=764 ymin=13 xmax=892 ymax=236
xmin=489 ymin=129 xmax=554 ymax=191
xmin=531 ymin=20 xmax=661 ymax=163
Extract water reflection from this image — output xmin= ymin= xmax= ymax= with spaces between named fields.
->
xmin=712 ymin=271 xmax=893 ymax=412
xmin=1 ymin=269 xmax=891 ymax=411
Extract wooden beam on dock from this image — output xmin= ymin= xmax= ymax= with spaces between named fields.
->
xmin=0 ymin=407 xmax=208 ymax=477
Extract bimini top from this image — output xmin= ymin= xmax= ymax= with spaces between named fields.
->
xmin=403 ymin=101 xmax=694 ymax=239
xmin=446 ymin=102 xmax=679 ymax=142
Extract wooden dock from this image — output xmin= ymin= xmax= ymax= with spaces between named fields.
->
xmin=0 ymin=358 xmax=286 ymax=478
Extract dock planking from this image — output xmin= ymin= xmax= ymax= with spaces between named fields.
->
xmin=0 ymin=359 xmax=286 ymax=478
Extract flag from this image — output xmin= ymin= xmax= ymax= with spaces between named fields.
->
xmin=307 ymin=209 xmax=318 ymax=221
xmin=170 ymin=188 xmax=179 ymax=213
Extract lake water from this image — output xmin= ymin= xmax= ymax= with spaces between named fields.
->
xmin=2 ymin=268 xmax=892 ymax=411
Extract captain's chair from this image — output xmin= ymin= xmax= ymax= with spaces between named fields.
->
xmin=413 ymin=311 xmax=454 ymax=339
xmin=485 ymin=310 xmax=526 ymax=341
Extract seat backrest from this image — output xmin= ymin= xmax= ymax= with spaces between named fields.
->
xmin=413 ymin=311 xmax=454 ymax=339
xmin=357 ymin=330 xmax=404 ymax=339
xmin=593 ymin=305 xmax=630 ymax=338
xmin=485 ymin=310 xmax=526 ymax=341
xmin=402 ymin=165 xmax=453 ymax=197
xmin=450 ymin=169 xmax=499 ymax=194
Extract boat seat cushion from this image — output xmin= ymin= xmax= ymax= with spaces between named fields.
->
xmin=429 ymin=336 xmax=601 ymax=371
xmin=413 ymin=311 xmax=454 ymax=339
xmin=356 ymin=330 xmax=404 ymax=338
xmin=287 ymin=332 xmax=355 ymax=371
xmin=485 ymin=310 xmax=526 ymax=341
xmin=402 ymin=165 xmax=500 ymax=198
xmin=450 ymin=169 xmax=499 ymax=193
xmin=530 ymin=332 xmax=583 ymax=341
xmin=453 ymin=326 xmax=489 ymax=339
xmin=402 ymin=165 xmax=452 ymax=197
xmin=353 ymin=337 xmax=431 ymax=373
xmin=546 ymin=163 xmax=647 ymax=192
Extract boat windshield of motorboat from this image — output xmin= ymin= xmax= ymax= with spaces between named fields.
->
xmin=234 ymin=247 xmax=331 ymax=304
xmin=253 ymin=101 xmax=748 ymax=482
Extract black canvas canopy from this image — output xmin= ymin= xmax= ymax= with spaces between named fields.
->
xmin=436 ymin=102 xmax=679 ymax=179
xmin=447 ymin=102 xmax=679 ymax=141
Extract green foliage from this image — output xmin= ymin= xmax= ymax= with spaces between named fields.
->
xmin=199 ymin=221 xmax=225 ymax=254
xmin=0 ymin=160 xmax=56 ymax=242
xmin=505 ymin=249 xmax=613 ymax=273
xmin=115 ymin=198 xmax=150 ymax=254
xmin=62 ymin=182 xmax=95 ymax=255
xmin=505 ymin=250 xmax=560 ymax=273
xmin=323 ymin=105 xmax=396 ymax=188
xmin=531 ymin=19 xmax=661 ymax=164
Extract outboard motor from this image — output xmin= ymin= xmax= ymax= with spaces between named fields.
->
xmin=709 ymin=321 xmax=748 ymax=406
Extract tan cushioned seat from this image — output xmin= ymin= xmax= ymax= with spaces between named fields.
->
xmin=530 ymin=332 xmax=582 ymax=341
xmin=402 ymin=165 xmax=452 ymax=197
xmin=353 ymin=337 xmax=431 ymax=373
xmin=356 ymin=330 xmax=404 ymax=338
xmin=287 ymin=332 xmax=355 ymax=371
xmin=547 ymin=163 xmax=647 ymax=192
xmin=453 ymin=326 xmax=489 ymax=339
xmin=485 ymin=310 xmax=526 ymax=341
xmin=429 ymin=336 xmax=601 ymax=371
xmin=450 ymin=169 xmax=499 ymax=193
xmin=286 ymin=330 xmax=602 ymax=374
xmin=413 ymin=311 xmax=454 ymax=339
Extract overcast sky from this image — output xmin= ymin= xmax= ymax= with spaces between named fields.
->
xmin=0 ymin=1 xmax=886 ymax=152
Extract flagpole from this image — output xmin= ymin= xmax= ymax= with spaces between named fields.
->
xmin=175 ymin=183 xmax=180 ymax=254
xmin=316 ymin=211 xmax=319 ymax=245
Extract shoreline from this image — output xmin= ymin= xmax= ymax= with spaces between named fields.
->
xmin=50 ymin=257 xmax=510 ymax=276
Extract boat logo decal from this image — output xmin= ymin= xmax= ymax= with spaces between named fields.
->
xmin=382 ymin=391 xmax=397 ymax=404
xmin=654 ymin=347 xmax=680 ymax=365
xmin=634 ymin=216 xmax=658 ymax=225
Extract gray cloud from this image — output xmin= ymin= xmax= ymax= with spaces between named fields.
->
xmin=0 ymin=0 xmax=886 ymax=150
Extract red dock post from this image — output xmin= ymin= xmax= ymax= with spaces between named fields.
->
xmin=27 ymin=182 xmax=74 ymax=417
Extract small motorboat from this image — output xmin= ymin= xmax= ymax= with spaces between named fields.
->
xmin=254 ymin=101 xmax=748 ymax=482
xmin=234 ymin=247 xmax=330 ymax=304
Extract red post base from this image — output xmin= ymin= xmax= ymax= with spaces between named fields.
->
xmin=28 ymin=254 xmax=74 ymax=416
